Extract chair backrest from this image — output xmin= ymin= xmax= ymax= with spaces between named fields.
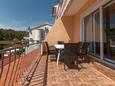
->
xmin=44 ymin=42 xmax=57 ymax=55
xmin=63 ymin=42 xmax=89 ymax=55
xmin=81 ymin=42 xmax=89 ymax=54
xmin=64 ymin=43 xmax=80 ymax=54
xmin=57 ymin=41 xmax=64 ymax=44
xmin=43 ymin=41 xmax=49 ymax=55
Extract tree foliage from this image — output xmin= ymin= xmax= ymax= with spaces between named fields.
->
xmin=0 ymin=28 xmax=26 ymax=41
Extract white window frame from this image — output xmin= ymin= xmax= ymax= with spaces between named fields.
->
xmin=100 ymin=6 xmax=103 ymax=60
xmin=80 ymin=0 xmax=111 ymax=60
xmin=80 ymin=18 xmax=84 ymax=42
xmin=93 ymin=10 xmax=100 ymax=57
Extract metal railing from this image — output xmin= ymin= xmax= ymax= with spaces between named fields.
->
xmin=0 ymin=43 xmax=40 ymax=86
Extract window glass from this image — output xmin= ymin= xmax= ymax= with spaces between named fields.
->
xmin=103 ymin=3 xmax=115 ymax=61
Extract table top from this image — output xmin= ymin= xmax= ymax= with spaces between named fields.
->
xmin=54 ymin=44 xmax=64 ymax=49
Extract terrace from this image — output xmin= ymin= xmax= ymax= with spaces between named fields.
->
xmin=0 ymin=0 xmax=115 ymax=86
xmin=0 ymin=42 xmax=114 ymax=86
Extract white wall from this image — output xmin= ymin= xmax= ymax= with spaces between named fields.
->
xmin=28 ymin=24 xmax=52 ymax=44
xmin=32 ymin=30 xmax=41 ymax=41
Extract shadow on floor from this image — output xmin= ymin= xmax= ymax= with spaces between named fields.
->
xmin=60 ymin=55 xmax=93 ymax=71
xmin=22 ymin=55 xmax=48 ymax=86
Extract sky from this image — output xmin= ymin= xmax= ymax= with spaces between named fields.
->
xmin=0 ymin=0 xmax=57 ymax=31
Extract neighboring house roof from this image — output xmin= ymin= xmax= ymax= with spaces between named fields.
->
xmin=28 ymin=23 xmax=52 ymax=31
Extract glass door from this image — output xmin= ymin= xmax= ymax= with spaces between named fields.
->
xmin=84 ymin=14 xmax=94 ymax=54
xmin=103 ymin=2 xmax=115 ymax=61
xmin=93 ymin=10 xmax=100 ymax=57
xmin=84 ymin=10 xmax=101 ymax=58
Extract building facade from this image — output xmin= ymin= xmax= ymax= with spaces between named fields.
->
xmin=29 ymin=23 xmax=52 ymax=44
xmin=46 ymin=0 xmax=115 ymax=67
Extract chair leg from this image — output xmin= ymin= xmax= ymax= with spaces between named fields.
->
xmin=55 ymin=54 xmax=57 ymax=59
xmin=87 ymin=57 xmax=91 ymax=64
xmin=84 ymin=56 xmax=90 ymax=63
xmin=64 ymin=63 xmax=67 ymax=71
xmin=76 ymin=56 xmax=83 ymax=70
xmin=76 ymin=57 xmax=79 ymax=69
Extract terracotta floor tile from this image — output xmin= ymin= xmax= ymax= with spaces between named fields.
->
xmin=24 ymin=55 xmax=115 ymax=86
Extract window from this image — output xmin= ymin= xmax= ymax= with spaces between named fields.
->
xmin=84 ymin=10 xmax=101 ymax=57
xmin=83 ymin=1 xmax=115 ymax=63
xmin=93 ymin=11 xmax=100 ymax=57
xmin=103 ymin=2 xmax=115 ymax=61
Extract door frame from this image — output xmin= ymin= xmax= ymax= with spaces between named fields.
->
xmin=80 ymin=0 xmax=115 ymax=63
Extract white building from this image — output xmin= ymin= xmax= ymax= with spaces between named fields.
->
xmin=28 ymin=23 xmax=52 ymax=44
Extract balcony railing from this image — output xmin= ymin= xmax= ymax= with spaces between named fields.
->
xmin=0 ymin=42 xmax=40 ymax=86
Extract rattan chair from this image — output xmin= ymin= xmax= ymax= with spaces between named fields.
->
xmin=76 ymin=42 xmax=90 ymax=62
xmin=61 ymin=43 xmax=80 ymax=70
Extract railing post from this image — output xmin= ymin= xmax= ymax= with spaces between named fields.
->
xmin=0 ymin=52 xmax=4 ymax=79
xmin=0 ymin=42 xmax=39 ymax=86
xmin=16 ymin=48 xmax=24 ymax=82
xmin=8 ymin=48 xmax=17 ymax=86
xmin=40 ymin=42 xmax=43 ymax=55
xmin=0 ymin=51 xmax=4 ymax=86
xmin=3 ymin=50 xmax=11 ymax=86
xmin=12 ymin=48 xmax=22 ymax=86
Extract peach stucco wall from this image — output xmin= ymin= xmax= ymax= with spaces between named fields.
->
xmin=45 ymin=16 xmax=73 ymax=45
xmin=45 ymin=0 xmax=97 ymax=45
xmin=72 ymin=0 xmax=97 ymax=42
xmin=72 ymin=15 xmax=80 ymax=42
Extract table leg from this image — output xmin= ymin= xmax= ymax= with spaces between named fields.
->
xmin=57 ymin=50 xmax=61 ymax=65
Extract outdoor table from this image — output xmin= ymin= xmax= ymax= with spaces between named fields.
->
xmin=54 ymin=44 xmax=64 ymax=65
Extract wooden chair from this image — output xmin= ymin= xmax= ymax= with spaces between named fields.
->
xmin=44 ymin=42 xmax=58 ymax=57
